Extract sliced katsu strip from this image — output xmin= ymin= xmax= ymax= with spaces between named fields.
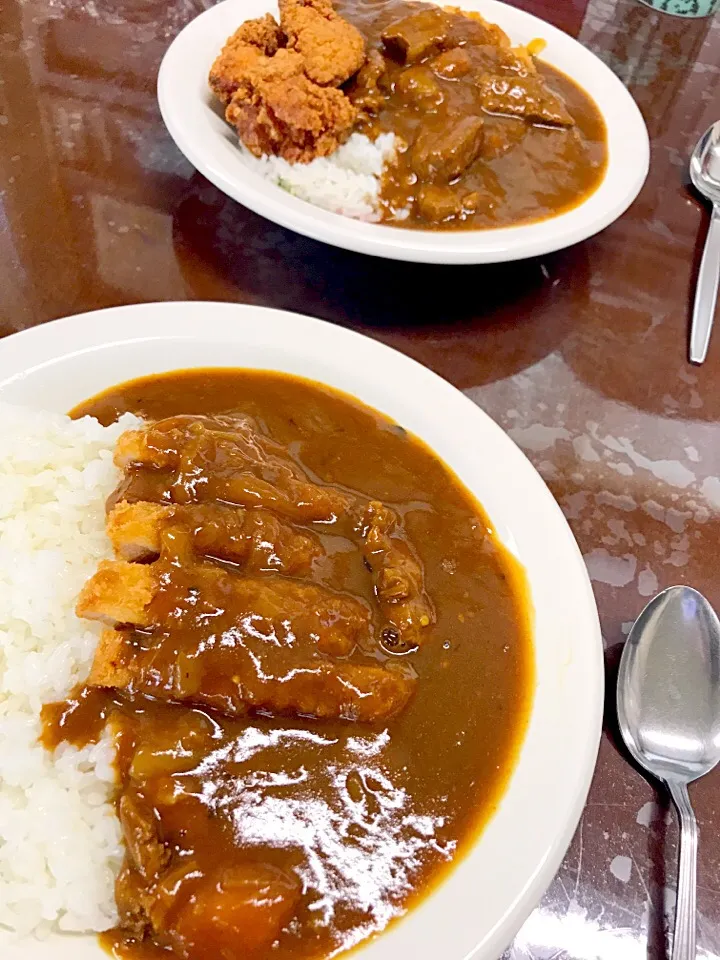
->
xmin=114 ymin=416 xmax=352 ymax=521
xmin=76 ymin=560 xmax=157 ymax=629
xmin=77 ymin=559 xmax=369 ymax=658
xmin=107 ymin=500 xmax=322 ymax=574
xmin=358 ymin=501 xmax=435 ymax=652
xmin=87 ymin=628 xmax=414 ymax=723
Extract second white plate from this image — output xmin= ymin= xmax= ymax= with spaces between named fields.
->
xmin=158 ymin=0 xmax=649 ymax=264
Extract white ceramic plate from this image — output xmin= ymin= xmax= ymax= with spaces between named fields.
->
xmin=0 ymin=302 xmax=603 ymax=960
xmin=158 ymin=0 xmax=649 ymax=264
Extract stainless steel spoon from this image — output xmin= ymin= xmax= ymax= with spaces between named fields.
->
xmin=689 ymin=120 xmax=720 ymax=364
xmin=617 ymin=586 xmax=720 ymax=960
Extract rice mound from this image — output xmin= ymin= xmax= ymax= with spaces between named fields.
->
xmin=0 ymin=402 xmax=141 ymax=938
xmin=241 ymin=131 xmax=399 ymax=221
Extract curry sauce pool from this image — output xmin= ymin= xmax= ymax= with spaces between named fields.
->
xmin=343 ymin=0 xmax=608 ymax=229
xmin=40 ymin=369 xmax=533 ymax=960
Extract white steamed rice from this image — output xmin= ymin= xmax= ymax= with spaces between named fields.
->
xmin=0 ymin=402 xmax=142 ymax=938
xmin=241 ymin=131 xmax=400 ymax=221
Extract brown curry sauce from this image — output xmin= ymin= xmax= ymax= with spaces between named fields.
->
xmin=44 ymin=370 xmax=533 ymax=960
xmin=342 ymin=0 xmax=608 ymax=229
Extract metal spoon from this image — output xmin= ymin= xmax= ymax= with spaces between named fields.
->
xmin=617 ymin=586 xmax=720 ymax=960
xmin=689 ymin=120 xmax=720 ymax=364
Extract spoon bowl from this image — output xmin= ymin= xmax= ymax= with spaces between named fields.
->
xmin=618 ymin=585 xmax=720 ymax=960
xmin=618 ymin=585 xmax=720 ymax=782
xmin=690 ymin=121 xmax=720 ymax=205
xmin=688 ymin=120 xmax=720 ymax=364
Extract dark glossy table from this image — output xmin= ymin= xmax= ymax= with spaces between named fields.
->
xmin=2 ymin=0 xmax=720 ymax=956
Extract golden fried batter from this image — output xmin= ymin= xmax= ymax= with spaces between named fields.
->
xmin=279 ymin=0 xmax=365 ymax=86
xmin=225 ymin=49 xmax=357 ymax=163
xmin=76 ymin=560 xmax=157 ymax=628
xmin=209 ymin=1 xmax=364 ymax=161
xmin=209 ymin=13 xmax=285 ymax=104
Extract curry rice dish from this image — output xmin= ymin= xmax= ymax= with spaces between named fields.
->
xmin=209 ymin=0 xmax=607 ymax=228
xmin=1 ymin=370 xmax=532 ymax=960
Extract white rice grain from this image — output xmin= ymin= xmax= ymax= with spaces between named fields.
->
xmin=241 ymin=132 xmax=399 ymax=221
xmin=0 ymin=402 xmax=142 ymax=938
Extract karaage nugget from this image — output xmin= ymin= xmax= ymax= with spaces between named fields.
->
xmin=279 ymin=0 xmax=365 ymax=87
xmin=209 ymin=13 xmax=285 ymax=104
xmin=225 ymin=49 xmax=357 ymax=162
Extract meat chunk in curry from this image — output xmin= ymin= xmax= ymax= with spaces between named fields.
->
xmin=381 ymin=7 xmax=452 ymax=63
xmin=410 ymin=115 xmax=485 ymax=183
xmin=477 ymin=74 xmax=574 ymax=127
xmin=346 ymin=0 xmax=606 ymax=229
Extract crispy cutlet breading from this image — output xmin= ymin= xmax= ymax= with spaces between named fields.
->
xmin=225 ymin=49 xmax=357 ymax=162
xmin=209 ymin=13 xmax=285 ymax=104
xmin=107 ymin=501 xmax=173 ymax=561
xmin=107 ymin=500 xmax=323 ymax=573
xmin=76 ymin=560 xmax=157 ymax=628
xmin=114 ymin=429 xmax=168 ymax=470
xmin=279 ymin=0 xmax=365 ymax=86
xmin=87 ymin=629 xmax=135 ymax=688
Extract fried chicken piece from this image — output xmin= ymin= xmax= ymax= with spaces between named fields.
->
xmin=76 ymin=560 xmax=157 ymax=628
xmin=225 ymin=49 xmax=357 ymax=162
xmin=209 ymin=14 xmax=285 ymax=104
xmin=279 ymin=0 xmax=365 ymax=87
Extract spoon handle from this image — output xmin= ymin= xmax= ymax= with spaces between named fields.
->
xmin=690 ymin=203 xmax=720 ymax=364
xmin=668 ymin=780 xmax=698 ymax=960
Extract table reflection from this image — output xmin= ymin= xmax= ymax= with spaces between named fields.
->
xmin=2 ymin=0 xmax=720 ymax=957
